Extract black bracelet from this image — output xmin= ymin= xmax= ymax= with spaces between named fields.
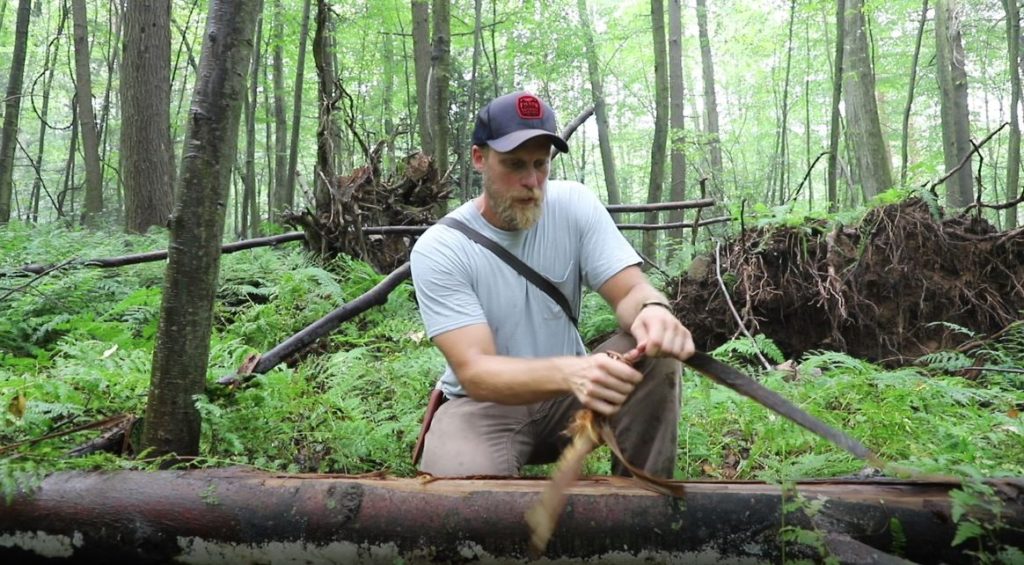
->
xmin=640 ymin=300 xmax=673 ymax=313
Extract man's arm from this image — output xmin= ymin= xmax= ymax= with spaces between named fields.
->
xmin=597 ymin=265 xmax=695 ymax=360
xmin=432 ymin=323 xmax=643 ymax=416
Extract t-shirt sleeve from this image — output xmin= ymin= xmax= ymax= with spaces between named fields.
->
xmin=410 ymin=231 xmax=489 ymax=339
xmin=575 ymin=186 xmax=642 ymax=290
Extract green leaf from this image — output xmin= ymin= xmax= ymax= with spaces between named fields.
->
xmin=951 ymin=521 xmax=983 ymax=547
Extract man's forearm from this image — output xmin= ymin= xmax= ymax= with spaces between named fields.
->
xmin=455 ymin=354 xmax=580 ymax=405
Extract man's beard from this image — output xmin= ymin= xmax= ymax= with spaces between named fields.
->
xmin=485 ymin=179 xmax=544 ymax=230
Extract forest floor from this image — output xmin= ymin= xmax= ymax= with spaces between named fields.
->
xmin=668 ymin=196 xmax=1024 ymax=368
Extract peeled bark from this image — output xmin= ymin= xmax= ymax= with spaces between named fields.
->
xmin=0 ymin=0 xmax=32 ymax=223
xmin=578 ymin=0 xmax=622 ymax=211
xmin=142 ymin=0 xmax=263 ymax=458
xmin=121 ymin=0 xmax=175 ymax=233
xmin=842 ymin=0 xmax=893 ymax=201
xmin=1 ymin=470 xmax=1020 ymax=564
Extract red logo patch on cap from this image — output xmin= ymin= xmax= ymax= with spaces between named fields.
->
xmin=516 ymin=95 xmax=543 ymax=120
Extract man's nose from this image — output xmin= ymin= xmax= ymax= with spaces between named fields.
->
xmin=522 ymin=169 xmax=541 ymax=189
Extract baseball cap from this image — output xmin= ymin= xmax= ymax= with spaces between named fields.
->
xmin=471 ymin=91 xmax=569 ymax=154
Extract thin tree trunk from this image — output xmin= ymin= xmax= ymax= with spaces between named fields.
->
xmin=805 ymin=19 xmax=813 ymax=208
xmin=411 ymin=1 xmax=432 ymax=154
xmin=843 ymin=0 xmax=892 ymax=200
xmin=30 ymin=7 xmax=66 ymax=223
xmin=695 ymin=0 xmax=723 ymax=200
xmin=458 ymin=0 xmax=484 ymax=202
xmin=0 ymin=0 xmax=32 ymax=223
xmin=668 ymin=0 xmax=686 ymax=248
xmin=578 ymin=0 xmax=621 ymax=213
xmin=142 ymin=0 xmax=263 ymax=459
xmin=284 ymin=0 xmax=311 ymax=215
xmin=270 ymin=0 xmax=289 ymax=221
xmin=1005 ymin=0 xmax=1022 ymax=227
xmin=935 ymin=0 xmax=973 ymax=207
xmin=827 ymin=0 xmax=846 ymax=212
xmin=643 ymin=0 xmax=669 ymax=264
xmin=431 ymin=0 xmax=450 ymax=179
xmin=241 ymin=16 xmax=262 ymax=238
xmin=901 ymin=0 xmax=928 ymax=187
xmin=313 ymin=0 xmax=341 ymax=217
xmin=98 ymin=0 xmax=124 ymax=214
xmin=777 ymin=0 xmax=796 ymax=203
xmin=122 ymin=0 xmax=175 ymax=233
xmin=72 ymin=0 xmax=105 ymax=226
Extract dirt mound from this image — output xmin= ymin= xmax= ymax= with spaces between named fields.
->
xmin=668 ymin=198 xmax=1024 ymax=363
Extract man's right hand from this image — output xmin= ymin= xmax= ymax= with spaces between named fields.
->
xmin=565 ymin=353 xmax=644 ymax=416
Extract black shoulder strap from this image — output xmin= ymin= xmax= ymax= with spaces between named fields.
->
xmin=437 ymin=216 xmax=578 ymax=328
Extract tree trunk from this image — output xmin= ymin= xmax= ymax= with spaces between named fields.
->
xmin=776 ymin=0 xmax=796 ymax=203
xmin=643 ymin=0 xmax=669 ymax=264
xmin=241 ymin=15 xmax=263 ymax=238
xmin=1005 ymin=0 xmax=1022 ymax=227
xmin=458 ymin=0 xmax=484 ymax=202
xmin=668 ymin=0 xmax=686 ymax=247
xmin=694 ymin=0 xmax=723 ymax=200
xmin=30 ymin=5 xmax=66 ymax=224
xmin=901 ymin=0 xmax=929 ymax=187
xmin=411 ymin=1 xmax=432 ymax=154
xmin=0 ymin=0 xmax=32 ymax=224
xmin=71 ymin=0 xmax=105 ymax=226
xmin=121 ymin=0 xmax=175 ymax=233
xmin=827 ymin=0 xmax=846 ymax=212
xmin=578 ymin=0 xmax=622 ymax=213
xmin=142 ymin=0 xmax=263 ymax=459
xmin=842 ymin=0 xmax=893 ymax=201
xmin=431 ymin=0 xmax=450 ymax=179
xmin=935 ymin=0 xmax=973 ymax=207
xmin=98 ymin=0 xmax=124 ymax=214
xmin=271 ymin=0 xmax=289 ymax=221
xmin=313 ymin=0 xmax=341 ymax=217
xmin=285 ymin=0 xmax=311 ymax=217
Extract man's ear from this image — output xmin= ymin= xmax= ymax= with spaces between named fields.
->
xmin=471 ymin=145 xmax=487 ymax=171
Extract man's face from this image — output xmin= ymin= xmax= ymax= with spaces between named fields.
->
xmin=474 ymin=137 xmax=552 ymax=231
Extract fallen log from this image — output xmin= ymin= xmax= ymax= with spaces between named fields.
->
xmin=0 ymin=469 xmax=1020 ymax=564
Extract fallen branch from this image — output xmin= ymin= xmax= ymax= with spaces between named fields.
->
xmin=0 ymin=413 xmax=135 ymax=455
xmin=925 ymin=122 xmax=1008 ymax=195
xmin=714 ymin=241 xmax=772 ymax=370
xmin=218 ymin=262 xmax=413 ymax=387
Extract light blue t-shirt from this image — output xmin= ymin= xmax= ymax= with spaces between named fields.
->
xmin=410 ymin=180 xmax=642 ymax=398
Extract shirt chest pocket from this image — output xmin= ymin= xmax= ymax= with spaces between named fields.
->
xmin=538 ymin=259 xmax=578 ymax=321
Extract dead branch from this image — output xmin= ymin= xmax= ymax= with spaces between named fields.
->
xmin=926 ymin=122 xmax=1008 ymax=194
xmin=218 ymin=262 xmax=413 ymax=387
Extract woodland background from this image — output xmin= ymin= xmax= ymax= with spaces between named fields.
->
xmin=0 ymin=1 xmax=1023 ymax=548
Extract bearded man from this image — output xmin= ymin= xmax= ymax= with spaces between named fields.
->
xmin=410 ymin=91 xmax=695 ymax=478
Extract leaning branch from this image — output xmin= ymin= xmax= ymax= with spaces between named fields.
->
xmin=218 ymin=263 xmax=414 ymax=387
xmin=925 ymin=122 xmax=1008 ymax=194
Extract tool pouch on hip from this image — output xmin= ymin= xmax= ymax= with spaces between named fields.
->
xmin=412 ymin=388 xmax=448 ymax=466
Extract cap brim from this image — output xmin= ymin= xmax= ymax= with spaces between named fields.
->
xmin=487 ymin=130 xmax=569 ymax=154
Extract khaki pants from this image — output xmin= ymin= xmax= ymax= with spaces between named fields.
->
xmin=418 ymin=332 xmax=682 ymax=478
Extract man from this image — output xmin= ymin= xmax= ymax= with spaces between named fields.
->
xmin=410 ymin=91 xmax=695 ymax=478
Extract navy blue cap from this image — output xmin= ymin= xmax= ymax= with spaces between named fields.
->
xmin=471 ymin=91 xmax=569 ymax=153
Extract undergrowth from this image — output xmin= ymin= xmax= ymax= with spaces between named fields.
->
xmin=2 ymin=221 xmax=1022 ymax=501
